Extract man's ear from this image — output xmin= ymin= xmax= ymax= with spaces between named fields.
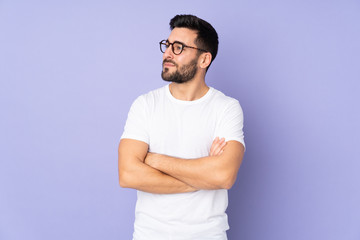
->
xmin=199 ymin=52 xmax=212 ymax=69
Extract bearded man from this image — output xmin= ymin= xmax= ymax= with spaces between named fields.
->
xmin=118 ymin=14 xmax=245 ymax=240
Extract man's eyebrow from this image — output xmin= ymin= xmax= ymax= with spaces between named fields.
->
xmin=169 ymin=39 xmax=186 ymax=45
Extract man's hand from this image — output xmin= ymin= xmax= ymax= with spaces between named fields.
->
xmin=209 ymin=137 xmax=226 ymax=156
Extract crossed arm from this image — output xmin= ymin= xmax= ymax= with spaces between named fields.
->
xmin=118 ymin=137 xmax=244 ymax=194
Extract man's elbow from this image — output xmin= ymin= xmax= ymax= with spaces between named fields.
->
xmin=118 ymin=170 xmax=132 ymax=188
xmin=216 ymin=172 xmax=237 ymax=190
xmin=119 ymin=178 xmax=128 ymax=188
xmin=118 ymin=175 xmax=127 ymax=188
xmin=221 ymin=177 xmax=236 ymax=190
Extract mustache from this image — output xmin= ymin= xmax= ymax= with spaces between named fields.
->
xmin=163 ymin=59 xmax=177 ymax=66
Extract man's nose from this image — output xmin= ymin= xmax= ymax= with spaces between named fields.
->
xmin=163 ymin=46 xmax=174 ymax=59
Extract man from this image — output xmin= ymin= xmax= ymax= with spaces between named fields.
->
xmin=118 ymin=14 xmax=245 ymax=240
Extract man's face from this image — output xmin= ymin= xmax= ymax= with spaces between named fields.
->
xmin=161 ymin=28 xmax=200 ymax=83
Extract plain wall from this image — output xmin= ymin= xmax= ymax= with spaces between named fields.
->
xmin=1 ymin=1 xmax=359 ymax=239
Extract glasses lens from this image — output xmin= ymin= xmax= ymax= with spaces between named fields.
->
xmin=172 ymin=42 xmax=183 ymax=55
xmin=160 ymin=41 xmax=168 ymax=53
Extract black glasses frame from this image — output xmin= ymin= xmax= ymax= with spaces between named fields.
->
xmin=159 ymin=40 xmax=208 ymax=55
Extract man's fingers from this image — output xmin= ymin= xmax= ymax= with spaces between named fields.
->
xmin=210 ymin=137 xmax=219 ymax=154
xmin=213 ymin=138 xmax=226 ymax=155
xmin=210 ymin=137 xmax=226 ymax=156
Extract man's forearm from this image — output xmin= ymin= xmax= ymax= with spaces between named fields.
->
xmin=145 ymin=154 xmax=226 ymax=190
xmin=118 ymin=138 xmax=196 ymax=194
xmin=145 ymin=141 xmax=244 ymax=190
xmin=119 ymin=161 xmax=197 ymax=194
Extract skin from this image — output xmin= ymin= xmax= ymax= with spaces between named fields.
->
xmin=118 ymin=137 xmax=227 ymax=194
xmin=145 ymin=138 xmax=244 ymax=190
xmin=162 ymin=28 xmax=212 ymax=101
xmin=118 ymin=27 xmax=244 ymax=193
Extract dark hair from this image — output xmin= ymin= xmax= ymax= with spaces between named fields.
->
xmin=169 ymin=14 xmax=219 ymax=69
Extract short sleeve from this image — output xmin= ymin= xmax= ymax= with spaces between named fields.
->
xmin=216 ymin=100 xmax=245 ymax=148
xmin=120 ymin=95 xmax=150 ymax=144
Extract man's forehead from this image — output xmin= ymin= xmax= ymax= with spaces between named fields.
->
xmin=167 ymin=27 xmax=198 ymax=44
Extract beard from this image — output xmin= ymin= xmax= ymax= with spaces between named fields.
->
xmin=161 ymin=58 xmax=198 ymax=84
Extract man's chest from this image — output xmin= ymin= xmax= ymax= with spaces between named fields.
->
xmin=147 ymin=103 xmax=219 ymax=158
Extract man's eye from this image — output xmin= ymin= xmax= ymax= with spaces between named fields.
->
xmin=174 ymin=44 xmax=183 ymax=51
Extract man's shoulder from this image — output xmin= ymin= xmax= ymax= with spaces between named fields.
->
xmin=210 ymin=87 xmax=240 ymax=107
xmin=139 ymin=85 xmax=167 ymax=99
xmin=134 ymin=85 xmax=168 ymax=104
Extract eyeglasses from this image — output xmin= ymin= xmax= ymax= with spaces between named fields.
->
xmin=159 ymin=40 xmax=208 ymax=55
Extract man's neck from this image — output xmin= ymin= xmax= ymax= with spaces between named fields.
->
xmin=169 ymin=79 xmax=209 ymax=101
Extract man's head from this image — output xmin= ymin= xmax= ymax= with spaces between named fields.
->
xmin=161 ymin=14 xmax=219 ymax=84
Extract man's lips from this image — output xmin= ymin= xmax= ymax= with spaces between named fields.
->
xmin=163 ymin=60 xmax=176 ymax=68
xmin=164 ymin=63 xmax=175 ymax=67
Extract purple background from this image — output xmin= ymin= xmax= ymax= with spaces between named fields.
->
xmin=1 ymin=1 xmax=359 ymax=240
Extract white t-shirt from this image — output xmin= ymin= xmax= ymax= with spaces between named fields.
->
xmin=121 ymin=84 xmax=245 ymax=240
